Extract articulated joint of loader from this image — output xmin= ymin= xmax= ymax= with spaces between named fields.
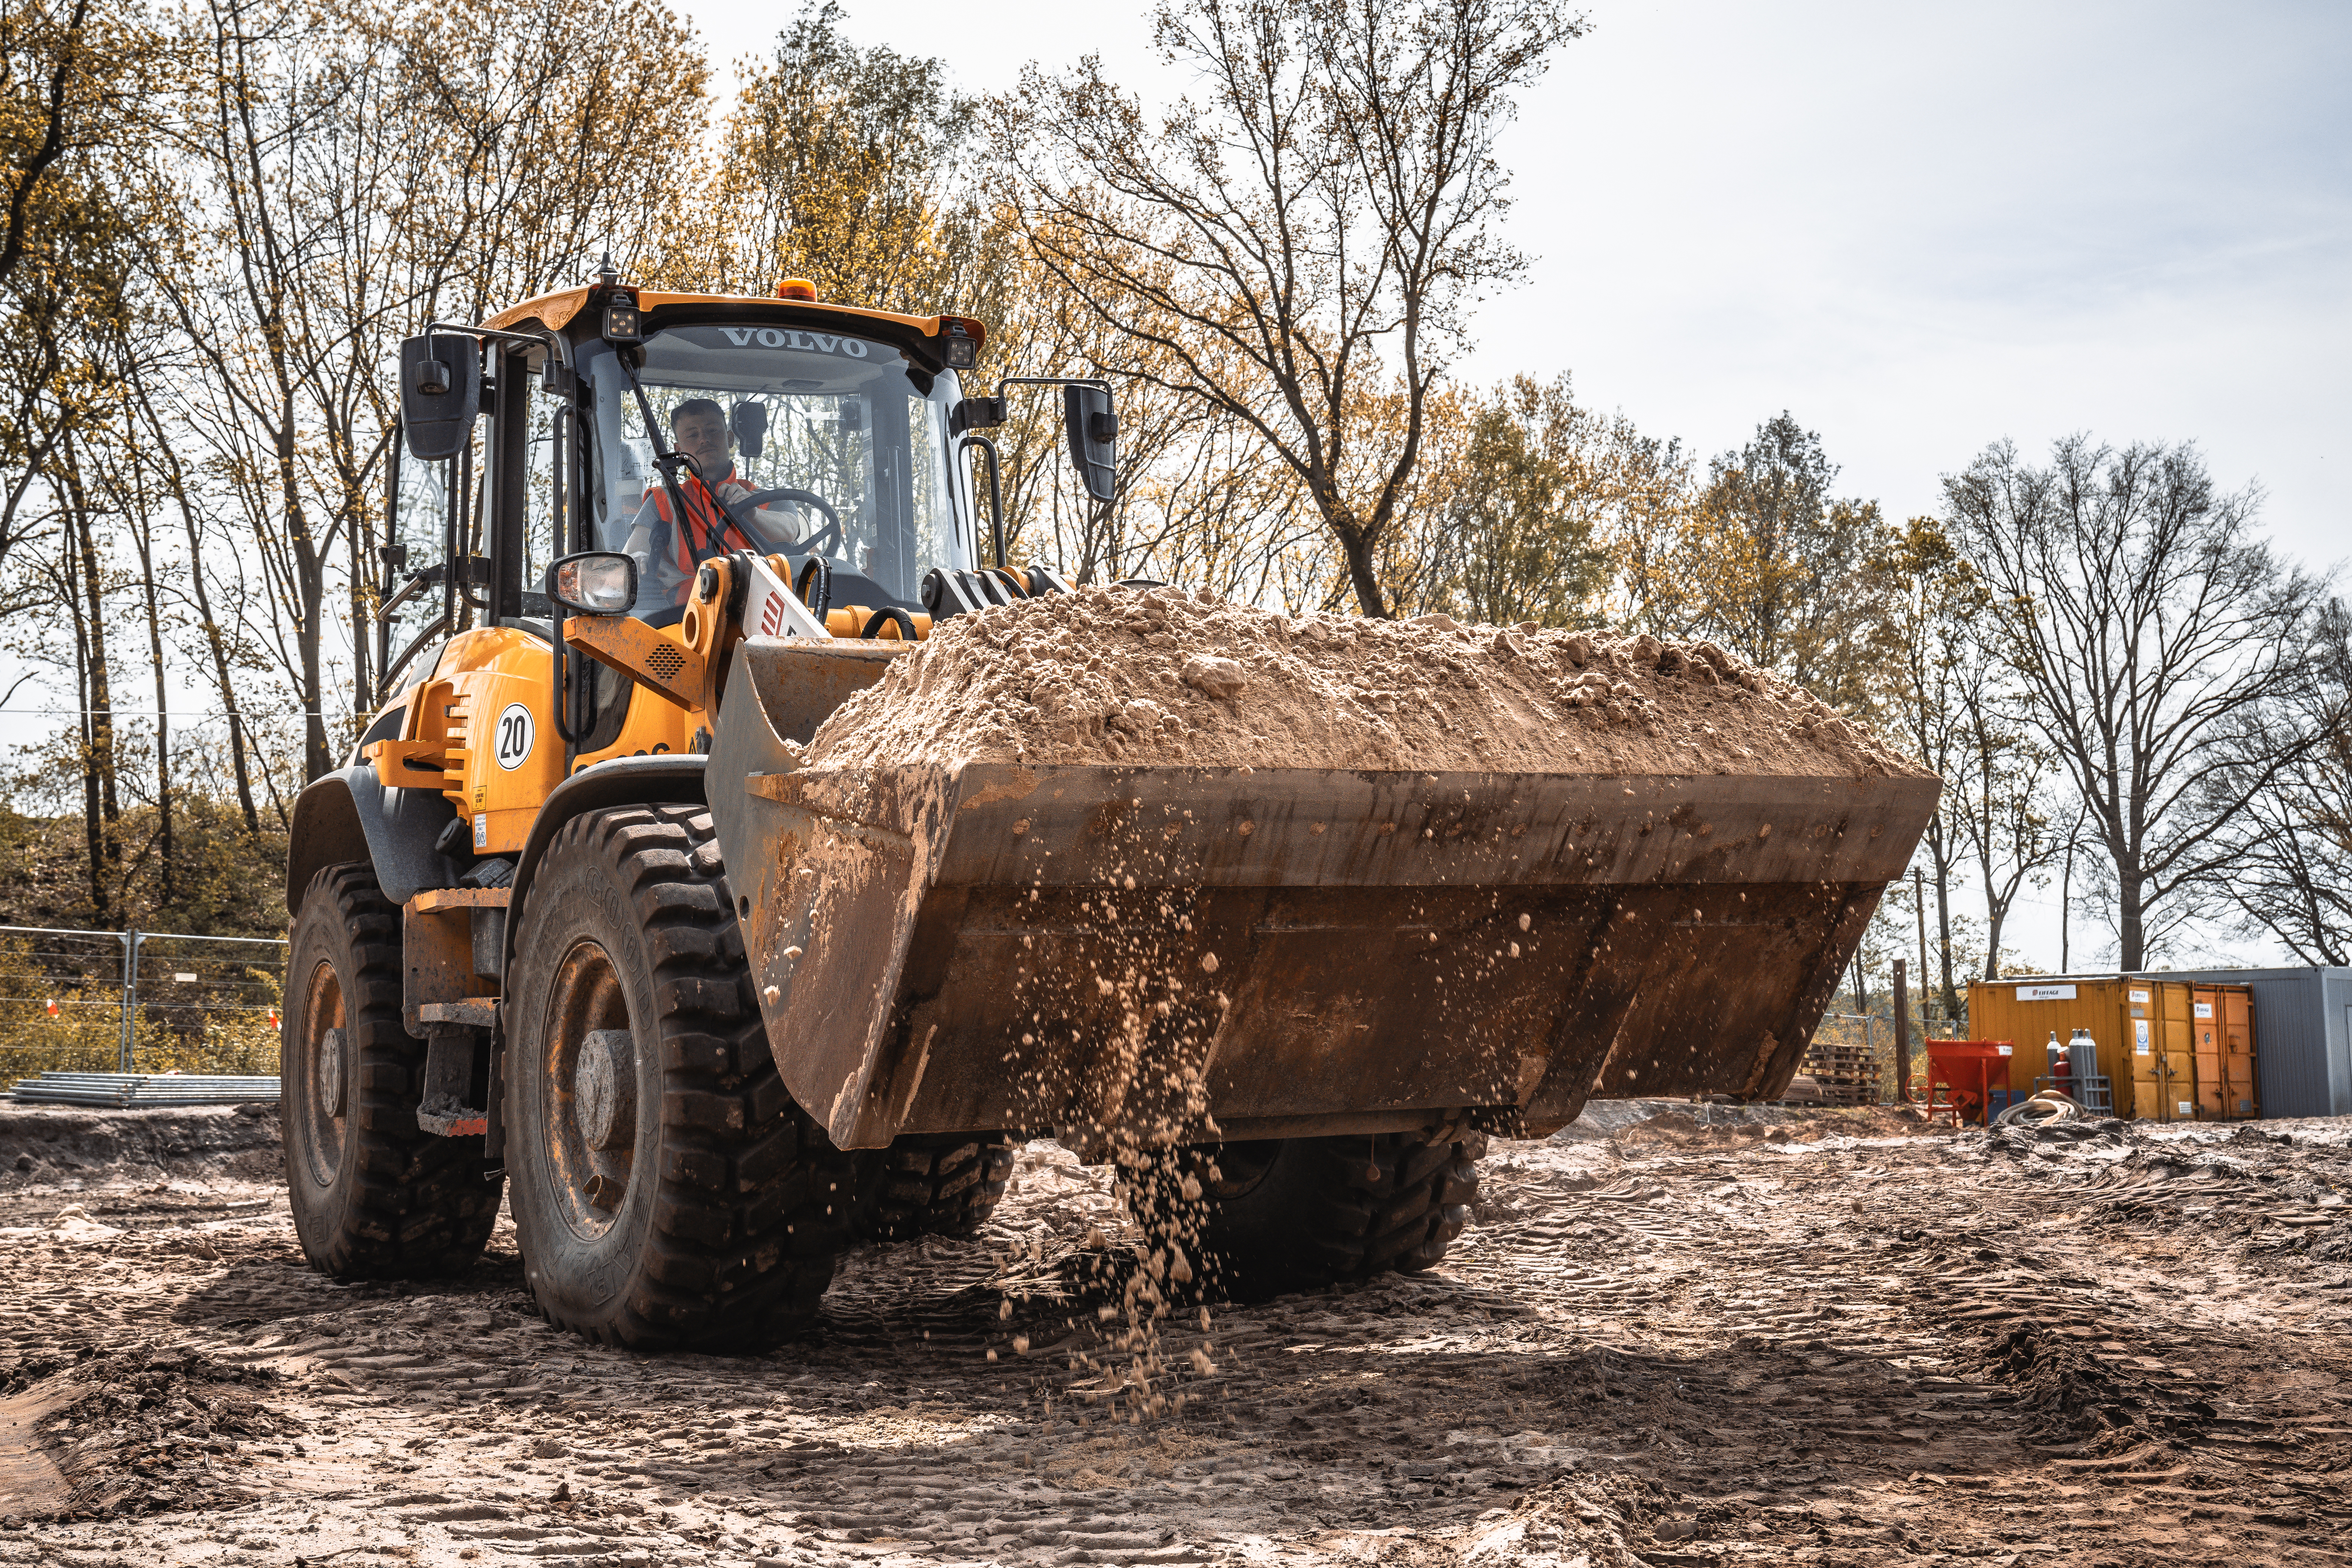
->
xmin=402 ymin=886 xmax=508 ymax=1150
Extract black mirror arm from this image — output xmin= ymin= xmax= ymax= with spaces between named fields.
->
xmin=419 ymin=320 xmax=561 ymax=353
xmin=960 ymin=434 xmax=1006 ymax=569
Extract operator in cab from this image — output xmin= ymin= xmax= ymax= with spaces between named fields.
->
xmin=620 ymin=398 xmax=805 ymax=606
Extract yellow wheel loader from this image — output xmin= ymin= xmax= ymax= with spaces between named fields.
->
xmin=281 ymin=267 xmax=1938 ymax=1350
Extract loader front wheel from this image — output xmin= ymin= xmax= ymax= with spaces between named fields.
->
xmin=1145 ymin=1131 xmax=1483 ymax=1299
xmin=504 ymin=804 xmax=854 ymax=1351
xmin=851 ymin=1134 xmax=1017 ymax=1242
xmin=282 ymin=864 xmax=503 ymax=1279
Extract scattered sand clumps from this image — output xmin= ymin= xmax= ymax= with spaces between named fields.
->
xmin=806 ymin=585 xmax=1927 ymax=779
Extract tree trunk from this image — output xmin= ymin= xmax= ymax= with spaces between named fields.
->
xmin=65 ymin=451 xmax=121 ymax=914
xmin=277 ymin=408 xmax=332 ymax=782
xmin=2117 ymin=868 xmax=2145 ymax=972
xmin=1327 ymin=501 xmax=1390 ymax=619
xmin=132 ymin=506 xmax=174 ymax=906
xmin=1932 ymin=853 xmax=1958 ymax=1018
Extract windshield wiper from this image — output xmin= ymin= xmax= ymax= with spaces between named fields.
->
xmin=612 ymin=351 xmax=762 ymax=560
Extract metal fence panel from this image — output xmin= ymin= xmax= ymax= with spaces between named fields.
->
xmin=0 ymin=924 xmax=285 ymax=1086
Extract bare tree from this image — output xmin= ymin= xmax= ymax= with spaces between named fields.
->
xmin=1949 ymin=610 xmax=2062 ymax=981
xmin=1002 ymin=0 xmax=1585 ymax=616
xmin=1872 ymin=517 xmax=1970 ymax=1015
xmin=1944 ymin=436 xmax=2332 ymax=969
xmin=2212 ymin=597 xmax=2351 ymax=965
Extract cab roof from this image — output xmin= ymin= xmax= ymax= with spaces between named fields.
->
xmin=481 ymin=287 xmax=980 ymax=352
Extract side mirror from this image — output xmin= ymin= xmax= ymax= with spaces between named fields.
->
xmin=546 ymin=551 xmax=637 ymax=616
xmin=400 ymin=334 xmax=481 ymax=461
xmin=1062 ymin=384 xmax=1117 ymax=504
xmin=732 ymin=400 xmax=768 ymax=461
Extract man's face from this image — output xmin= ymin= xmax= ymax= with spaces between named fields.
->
xmin=674 ymin=409 xmax=730 ymax=478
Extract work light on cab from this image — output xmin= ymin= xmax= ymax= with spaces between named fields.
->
xmin=939 ymin=316 xmax=982 ymax=369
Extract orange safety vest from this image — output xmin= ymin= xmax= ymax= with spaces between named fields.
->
xmin=649 ymin=465 xmax=751 ymax=593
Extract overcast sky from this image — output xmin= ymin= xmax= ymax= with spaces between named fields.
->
xmin=675 ymin=0 xmax=2349 ymax=968
xmin=688 ymin=0 xmax=2349 ymax=571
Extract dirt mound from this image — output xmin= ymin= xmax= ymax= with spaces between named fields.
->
xmin=0 ymin=1344 xmax=299 ymax=1521
xmin=807 ymin=588 xmax=1926 ymax=779
xmin=1981 ymin=1326 xmax=2214 ymax=1450
xmin=1456 ymin=1473 xmax=1677 ymax=1565
xmin=0 ymin=1104 xmax=280 ymax=1190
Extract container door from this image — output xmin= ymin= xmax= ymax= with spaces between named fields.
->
xmin=2194 ymin=988 xmax=2226 ymax=1119
xmin=2224 ymin=990 xmax=2257 ymax=1118
xmin=2124 ymin=984 xmax=2158 ymax=1120
xmin=2157 ymin=984 xmax=2197 ymax=1122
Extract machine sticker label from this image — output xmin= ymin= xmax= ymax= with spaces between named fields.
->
xmin=2135 ymin=1020 xmax=2152 ymax=1055
xmin=472 ymin=813 xmax=488 ymax=849
xmin=2017 ymin=983 xmax=2076 ymax=1001
xmin=2178 ymin=1101 xmax=2194 ymax=1116
xmin=740 ymin=554 xmax=830 ymax=640
xmin=2195 ymin=1002 xmax=2214 ymax=1019
xmin=494 ymin=702 xmax=534 ymax=770
xmin=2131 ymin=988 xmax=2151 ymax=1003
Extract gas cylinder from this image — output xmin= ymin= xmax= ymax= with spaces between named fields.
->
xmin=2067 ymin=1027 xmax=2096 ymax=1084
xmin=2046 ymin=1030 xmax=2072 ymax=1093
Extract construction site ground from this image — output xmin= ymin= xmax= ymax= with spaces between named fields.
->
xmin=3 ymin=1099 xmax=2348 ymax=1568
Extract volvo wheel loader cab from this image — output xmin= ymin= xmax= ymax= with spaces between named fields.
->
xmin=284 ymin=266 xmax=1940 ymax=1353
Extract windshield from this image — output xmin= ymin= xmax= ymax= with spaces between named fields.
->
xmin=577 ymin=323 xmax=972 ymax=618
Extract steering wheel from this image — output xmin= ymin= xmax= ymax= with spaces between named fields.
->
xmin=730 ymin=487 xmax=843 ymax=559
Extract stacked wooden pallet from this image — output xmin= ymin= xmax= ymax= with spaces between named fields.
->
xmin=1797 ymin=1042 xmax=1881 ymax=1107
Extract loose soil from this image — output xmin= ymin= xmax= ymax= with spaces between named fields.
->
xmin=807 ymin=590 xmax=1926 ymax=780
xmin=4 ymin=1101 xmax=2347 ymax=1566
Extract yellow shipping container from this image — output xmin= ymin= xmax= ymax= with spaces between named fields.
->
xmin=1964 ymin=977 xmax=2245 ymax=1122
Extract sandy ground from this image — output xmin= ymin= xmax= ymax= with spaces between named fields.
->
xmin=3 ymin=1100 xmax=2349 ymax=1568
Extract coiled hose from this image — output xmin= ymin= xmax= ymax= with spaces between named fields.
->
xmin=1994 ymin=1090 xmax=2084 ymax=1128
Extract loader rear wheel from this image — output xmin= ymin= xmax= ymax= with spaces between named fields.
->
xmin=851 ymin=1134 xmax=1016 ymax=1242
xmin=1142 ymin=1131 xmax=1483 ymax=1299
xmin=282 ymin=864 xmax=503 ymax=1279
xmin=504 ymin=803 xmax=854 ymax=1351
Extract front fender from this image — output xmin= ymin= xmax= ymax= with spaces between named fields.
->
xmin=501 ymin=755 xmax=709 ymax=974
xmin=286 ymin=765 xmax=461 ymax=915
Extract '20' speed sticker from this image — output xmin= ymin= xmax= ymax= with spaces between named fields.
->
xmin=494 ymin=703 xmax=535 ymax=770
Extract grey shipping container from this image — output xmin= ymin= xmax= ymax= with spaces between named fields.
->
xmin=2152 ymin=966 xmax=2352 ymax=1119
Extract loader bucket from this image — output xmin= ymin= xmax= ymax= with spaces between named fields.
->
xmin=708 ymin=638 xmax=1939 ymax=1154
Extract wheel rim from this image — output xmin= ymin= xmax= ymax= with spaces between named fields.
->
xmin=540 ymin=938 xmax=636 ymax=1239
xmin=297 ymin=959 xmax=347 ymax=1186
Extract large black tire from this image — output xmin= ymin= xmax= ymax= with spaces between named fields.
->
xmin=282 ymin=864 xmax=503 ymax=1278
xmin=851 ymin=1134 xmax=1016 ymax=1242
xmin=503 ymin=804 xmax=854 ymax=1351
xmin=1136 ymin=1131 xmax=1482 ymax=1299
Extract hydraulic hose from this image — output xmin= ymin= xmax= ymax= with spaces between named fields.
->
xmin=796 ymin=556 xmax=832 ymax=616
